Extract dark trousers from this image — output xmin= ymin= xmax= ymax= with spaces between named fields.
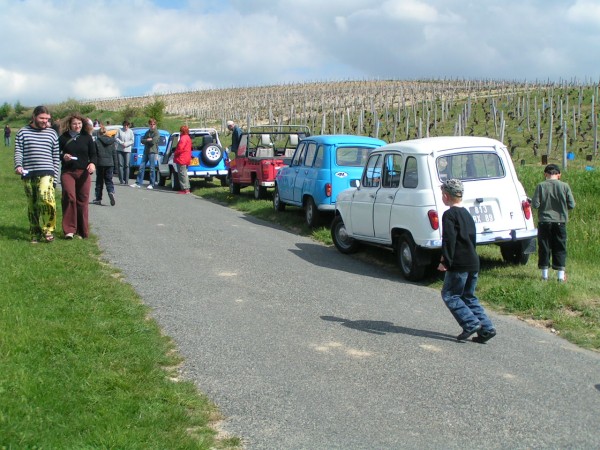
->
xmin=95 ymin=166 xmax=115 ymax=201
xmin=537 ymin=222 xmax=567 ymax=270
xmin=61 ymin=169 xmax=91 ymax=238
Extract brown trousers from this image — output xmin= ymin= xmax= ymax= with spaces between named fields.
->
xmin=61 ymin=169 xmax=91 ymax=238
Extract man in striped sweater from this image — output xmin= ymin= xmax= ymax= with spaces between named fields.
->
xmin=14 ymin=105 xmax=60 ymax=243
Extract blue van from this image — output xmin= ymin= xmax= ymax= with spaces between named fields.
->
xmin=129 ymin=127 xmax=171 ymax=179
xmin=274 ymin=134 xmax=386 ymax=227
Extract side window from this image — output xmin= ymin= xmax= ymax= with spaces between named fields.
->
xmin=292 ymin=142 xmax=307 ymax=166
xmin=362 ymin=154 xmax=382 ymax=188
xmin=304 ymin=142 xmax=317 ymax=167
xmin=313 ymin=146 xmax=324 ymax=168
xmin=239 ymin=135 xmax=248 ymax=156
xmin=403 ymin=157 xmax=419 ymax=189
xmin=382 ymin=154 xmax=402 ymax=188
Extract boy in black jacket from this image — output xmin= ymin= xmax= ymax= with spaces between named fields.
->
xmin=437 ymin=179 xmax=496 ymax=343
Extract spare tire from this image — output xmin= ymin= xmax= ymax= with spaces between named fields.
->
xmin=201 ymin=143 xmax=223 ymax=167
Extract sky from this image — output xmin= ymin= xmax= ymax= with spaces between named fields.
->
xmin=1 ymin=0 xmax=599 ymax=106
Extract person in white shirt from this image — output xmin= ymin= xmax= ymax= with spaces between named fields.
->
xmin=115 ymin=121 xmax=134 ymax=184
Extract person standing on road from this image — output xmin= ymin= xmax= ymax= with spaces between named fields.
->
xmin=59 ymin=113 xmax=97 ymax=239
xmin=115 ymin=120 xmax=134 ymax=184
xmin=4 ymin=124 xmax=11 ymax=147
xmin=227 ymin=120 xmax=242 ymax=158
xmin=531 ymin=164 xmax=576 ymax=282
xmin=131 ymin=118 xmax=159 ymax=189
xmin=93 ymin=125 xmax=118 ymax=206
xmin=13 ymin=106 xmax=60 ymax=243
xmin=173 ymin=125 xmax=192 ymax=194
xmin=437 ymin=179 xmax=496 ymax=343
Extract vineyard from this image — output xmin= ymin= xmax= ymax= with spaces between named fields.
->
xmin=86 ymin=78 xmax=600 ymax=166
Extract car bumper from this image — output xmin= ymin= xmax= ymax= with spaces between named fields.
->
xmin=418 ymin=228 xmax=538 ymax=249
xmin=189 ymin=169 xmax=228 ymax=177
xmin=258 ymin=181 xmax=276 ymax=187
xmin=318 ymin=204 xmax=335 ymax=212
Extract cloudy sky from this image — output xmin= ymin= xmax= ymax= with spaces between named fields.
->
xmin=1 ymin=0 xmax=599 ymax=106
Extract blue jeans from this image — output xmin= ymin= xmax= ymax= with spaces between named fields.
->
xmin=136 ymin=152 xmax=156 ymax=186
xmin=117 ymin=151 xmax=130 ymax=183
xmin=441 ymin=271 xmax=494 ymax=332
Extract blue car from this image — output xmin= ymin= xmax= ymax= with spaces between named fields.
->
xmin=274 ymin=134 xmax=386 ymax=227
xmin=129 ymin=127 xmax=171 ymax=179
xmin=157 ymin=128 xmax=228 ymax=190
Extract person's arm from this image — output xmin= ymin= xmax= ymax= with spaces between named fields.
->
xmin=87 ymin=136 xmax=97 ymax=172
xmin=440 ymin=211 xmax=457 ymax=270
xmin=124 ymin=130 xmax=134 ymax=149
xmin=566 ymin=185 xmax=575 ymax=210
xmin=14 ymin=130 xmax=24 ymax=174
xmin=531 ymin=184 xmax=541 ymax=209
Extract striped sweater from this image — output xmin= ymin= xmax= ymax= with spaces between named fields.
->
xmin=14 ymin=125 xmax=60 ymax=180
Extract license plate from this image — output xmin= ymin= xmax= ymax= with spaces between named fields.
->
xmin=469 ymin=204 xmax=495 ymax=223
xmin=190 ymin=157 xmax=200 ymax=166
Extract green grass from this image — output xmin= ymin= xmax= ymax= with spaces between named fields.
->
xmin=191 ymin=170 xmax=600 ymax=351
xmin=0 ymin=150 xmax=239 ymax=448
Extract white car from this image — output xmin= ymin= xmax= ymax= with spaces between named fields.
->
xmin=331 ymin=136 xmax=537 ymax=281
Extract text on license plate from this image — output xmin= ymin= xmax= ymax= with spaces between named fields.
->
xmin=190 ymin=157 xmax=200 ymax=166
xmin=469 ymin=205 xmax=495 ymax=223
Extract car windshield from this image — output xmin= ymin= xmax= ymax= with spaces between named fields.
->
xmin=336 ymin=146 xmax=372 ymax=167
xmin=437 ymin=152 xmax=505 ymax=181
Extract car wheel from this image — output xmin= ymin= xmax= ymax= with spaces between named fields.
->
xmin=229 ymin=176 xmax=240 ymax=195
xmin=157 ymin=170 xmax=166 ymax=187
xmin=331 ymin=215 xmax=360 ymax=254
xmin=395 ymin=234 xmax=426 ymax=281
xmin=273 ymin=185 xmax=286 ymax=211
xmin=500 ymin=242 xmax=530 ymax=265
xmin=254 ymin=179 xmax=267 ymax=200
xmin=170 ymin=168 xmax=181 ymax=191
xmin=201 ymin=144 xmax=223 ymax=167
xmin=305 ymin=197 xmax=320 ymax=227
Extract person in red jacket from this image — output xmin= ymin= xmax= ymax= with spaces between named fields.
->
xmin=173 ymin=125 xmax=192 ymax=194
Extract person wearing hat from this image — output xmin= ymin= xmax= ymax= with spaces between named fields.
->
xmin=226 ymin=120 xmax=242 ymax=157
xmin=437 ymin=178 xmax=496 ymax=343
xmin=531 ymin=164 xmax=576 ymax=282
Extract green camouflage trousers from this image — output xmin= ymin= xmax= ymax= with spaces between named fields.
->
xmin=23 ymin=175 xmax=56 ymax=239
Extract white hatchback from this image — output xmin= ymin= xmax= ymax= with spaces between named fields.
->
xmin=331 ymin=136 xmax=537 ymax=281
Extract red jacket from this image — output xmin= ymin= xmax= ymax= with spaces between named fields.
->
xmin=173 ymin=134 xmax=192 ymax=165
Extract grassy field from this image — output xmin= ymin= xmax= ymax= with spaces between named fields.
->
xmin=190 ymin=162 xmax=600 ymax=351
xmin=0 ymin=148 xmax=239 ymax=448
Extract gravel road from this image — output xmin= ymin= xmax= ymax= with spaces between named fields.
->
xmin=89 ymin=182 xmax=600 ymax=450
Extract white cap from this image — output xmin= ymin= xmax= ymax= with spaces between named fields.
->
xmin=226 ymin=120 xmax=234 ymax=126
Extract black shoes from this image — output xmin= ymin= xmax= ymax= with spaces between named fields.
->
xmin=456 ymin=324 xmax=482 ymax=342
xmin=472 ymin=329 xmax=497 ymax=344
xmin=108 ymin=192 xmax=116 ymax=206
xmin=92 ymin=199 xmax=102 ymax=205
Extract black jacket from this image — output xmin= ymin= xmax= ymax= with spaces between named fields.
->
xmin=95 ymin=134 xmax=118 ymax=167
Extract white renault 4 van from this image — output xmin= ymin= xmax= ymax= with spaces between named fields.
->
xmin=331 ymin=136 xmax=537 ymax=281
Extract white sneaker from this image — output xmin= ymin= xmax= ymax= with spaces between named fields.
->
xmin=147 ymin=184 xmax=153 ymax=190
xmin=130 ymin=183 xmax=140 ymax=188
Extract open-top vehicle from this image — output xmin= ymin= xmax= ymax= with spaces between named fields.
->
xmin=228 ymin=125 xmax=310 ymax=199
xmin=157 ymin=128 xmax=227 ymax=190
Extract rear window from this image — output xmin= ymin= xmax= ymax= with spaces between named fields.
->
xmin=437 ymin=152 xmax=505 ymax=181
xmin=336 ymin=146 xmax=372 ymax=167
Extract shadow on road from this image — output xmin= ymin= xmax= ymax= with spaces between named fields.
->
xmin=321 ymin=315 xmax=456 ymax=342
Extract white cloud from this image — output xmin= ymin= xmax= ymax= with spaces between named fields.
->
xmin=0 ymin=0 xmax=598 ymax=106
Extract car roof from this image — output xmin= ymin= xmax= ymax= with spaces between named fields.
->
xmin=303 ymin=134 xmax=387 ymax=146
xmin=374 ymin=136 xmax=506 ymax=155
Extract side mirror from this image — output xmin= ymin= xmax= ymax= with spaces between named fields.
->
xmin=350 ymin=179 xmax=360 ymax=188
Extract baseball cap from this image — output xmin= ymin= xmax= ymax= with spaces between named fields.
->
xmin=441 ymin=178 xmax=464 ymax=197
xmin=544 ymin=164 xmax=561 ymax=174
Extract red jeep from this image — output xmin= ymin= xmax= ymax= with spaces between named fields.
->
xmin=228 ymin=125 xmax=310 ymax=199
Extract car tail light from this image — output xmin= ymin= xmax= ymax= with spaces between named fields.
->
xmin=428 ymin=210 xmax=439 ymax=230
xmin=522 ymin=199 xmax=532 ymax=220
xmin=325 ymin=183 xmax=332 ymax=197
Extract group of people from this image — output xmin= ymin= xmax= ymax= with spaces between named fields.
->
xmin=12 ymin=105 xmax=150 ymax=242
xmin=437 ymin=165 xmax=575 ymax=343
